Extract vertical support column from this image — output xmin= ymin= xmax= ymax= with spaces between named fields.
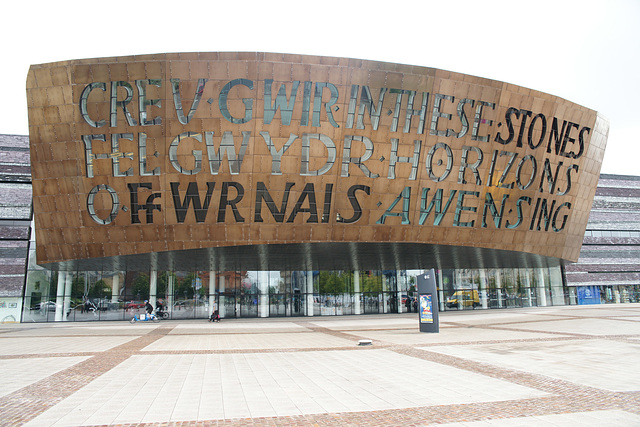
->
xmin=111 ymin=273 xmax=120 ymax=303
xmin=168 ymin=274 xmax=175 ymax=315
xmin=219 ymin=275 xmax=226 ymax=317
xmin=354 ymin=270 xmax=361 ymax=315
xmin=496 ymin=270 xmax=503 ymax=308
xmin=455 ymin=270 xmax=464 ymax=310
xmin=437 ymin=270 xmax=445 ymax=312
xmin=548 ymin=266 xmax=565 ymax=305
xmin=537 ymin=268 xmax=547 ymax=306
xmin=382 ymin=274 xmax=389 ymax=313
xmin=306 ymin=270 xmax=314 ymax=316
xmin=524 ymin=269 xmax=532 ymax=306
xmin=63 ymin=273 xmax=73 ymax=321
xmin=259 ymin=271 xmax=269 ymax=317
xmin=479 ymin=269 xmax=488 ymax=309
xmin=396 ymin=271 xmax=403 ymax=313
xmin=149 ymin=269 xmax=157 ymax=309
xmin=209 ymin=271 xmax=216 ymax=317
xmin=235 ymin=276 xmax=241 ymax=316
xmin=569 ymin=287 xmax=577 ymax=305
xmin=55 ymin=271 xmax=66 ymax=322
xmin=84 ymin=272 xmax=89 ymax=300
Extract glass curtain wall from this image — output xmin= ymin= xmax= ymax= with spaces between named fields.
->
xmin=22 ymin=265 xmax=573 ymax=322
xmin=266 ymin=270 xmax=308 ymax=317
xmin=440 ymin=267 xmax=567 ymax=311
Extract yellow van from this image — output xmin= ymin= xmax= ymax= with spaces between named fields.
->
xmin=446 ymin=290 xmax=480 ymax=308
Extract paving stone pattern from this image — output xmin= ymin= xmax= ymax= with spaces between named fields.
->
xmin=0 ymin=305 xmax=638 ymax=426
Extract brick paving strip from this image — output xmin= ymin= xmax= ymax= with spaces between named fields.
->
xmin=0 ymin=326 xmax=176 ymax=426
xmin=1 ymin=316 xmax=639 ymax=426
xmin=97 ymin=321 xmax=639 ymax=427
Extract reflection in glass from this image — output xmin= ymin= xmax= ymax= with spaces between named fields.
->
xmin=21 ymin=264 xmax=571 ymax=322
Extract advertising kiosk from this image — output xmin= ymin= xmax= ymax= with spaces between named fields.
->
xmin=417 ymin=269 xmax=439 ymax=333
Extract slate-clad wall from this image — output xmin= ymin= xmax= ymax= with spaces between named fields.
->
xmin=565 ymin=174 xmax=640 ymax=287
xmin=0 ymin=135 xmax=32 ymax=296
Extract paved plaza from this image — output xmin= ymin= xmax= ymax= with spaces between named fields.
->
xmin=0 ymin=304 xmax=639 ymax=426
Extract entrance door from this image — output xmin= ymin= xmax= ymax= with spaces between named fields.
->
xmin=239 ymin=294 xmax=258 ymax=317
xmin=388 ymin=293 xmax=398 ymax=313
xmin=268 ymin=293 xmax=305 ymax=317
xmin=270 ymin=294 xmax=287 ymax=317
xmin=219 ymin=293 xmax=237 ymax=319
xmin=291 ymin=290 xmax=304 ymax=316
xmin=363 ymin=292 xmax=381 ymax=314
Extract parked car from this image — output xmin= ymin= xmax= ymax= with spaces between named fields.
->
xmin=172 ymin=300 xmax=206 ymax=310
xmin=125 ymin=301 xmax=145 ymax=309
xmin=36 ymin=301 xmax=57 ymax=311
xmin=93 ymin=299 xmax=119 ymax=311
xmin=446 ymin=290 xmax=480 ymax=308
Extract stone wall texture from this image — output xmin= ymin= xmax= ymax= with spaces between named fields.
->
xmin=0 ymin=135 xmax=31 ymax=296
xmin=566 ymin=174 xmax=640 ymax=287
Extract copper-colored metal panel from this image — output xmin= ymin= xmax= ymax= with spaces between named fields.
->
xmin=26 ymin=53 xmax=608 ymax=271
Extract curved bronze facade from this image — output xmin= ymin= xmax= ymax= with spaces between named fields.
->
xmin=26 ymin=52 xmax=608 ymax=271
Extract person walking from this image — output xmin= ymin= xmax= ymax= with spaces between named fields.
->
xmin=209 ymin=300 xmax=220 ymax=322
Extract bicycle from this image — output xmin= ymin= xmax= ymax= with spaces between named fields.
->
xmin=155 ymin=308 xmax=170 ymax=319
xmin=130 ymin=312 xmax=160 ymax=323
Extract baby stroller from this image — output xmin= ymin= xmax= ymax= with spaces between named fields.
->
xmin=208 ymin=310 xmax=220 ymax=322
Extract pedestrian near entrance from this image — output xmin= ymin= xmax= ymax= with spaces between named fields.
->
xmin=405 ymin=296 xmax=412 ymax=313
xmin=209 ymin=300 xmax=220 ymax=322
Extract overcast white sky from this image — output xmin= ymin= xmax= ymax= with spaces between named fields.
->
xmin=2 ymin=0 xmax=638 ymax=175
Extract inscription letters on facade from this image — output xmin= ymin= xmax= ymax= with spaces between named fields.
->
xmin=80 ymin=77 xmax=589 ymax=233
xmin=26 ymin=53 xmax=608 ymax=266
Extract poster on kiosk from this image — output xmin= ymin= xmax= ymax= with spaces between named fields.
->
xmin=417 ymin=269 xmax=439 ymax=333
